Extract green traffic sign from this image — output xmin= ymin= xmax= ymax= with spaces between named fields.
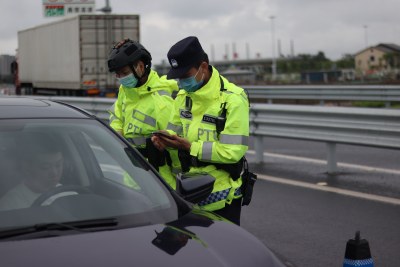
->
xmin=45 ymin=6 xmax=65 ymax=17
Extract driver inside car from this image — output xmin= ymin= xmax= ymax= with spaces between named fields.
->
xmin=0 ymin=133 xmax=64 ymax=211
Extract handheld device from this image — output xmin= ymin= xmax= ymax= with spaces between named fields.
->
xmin=152 ymin=131 xmax=175 ymax=140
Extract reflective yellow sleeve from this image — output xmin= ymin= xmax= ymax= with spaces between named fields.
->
xmin=190 ymin=141 xmax=201 ymax=157
xmin=166 ymin=94 xmax=185 ymax=136
xmin=109 ymin=86 xmax=124 ymax=133
xmin=155 ymin=95 xmax=173 ymax=130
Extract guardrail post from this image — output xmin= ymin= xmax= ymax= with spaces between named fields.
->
xmin=385 ymin=101 xmax=391 ymax=108
xmin=326 ymin=142 xmax=337 ymax=173
xmin=255 ymin=136 xmax=264 ymax=163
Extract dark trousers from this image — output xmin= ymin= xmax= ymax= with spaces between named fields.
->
xmin=214 ymin=198 xmax=242 ymax=226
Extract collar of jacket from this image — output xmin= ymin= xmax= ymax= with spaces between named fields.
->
xmin=121 ymin=70 xmax=160 ymax=97
xmin=178 ymin=66 xmax=221 ymax=102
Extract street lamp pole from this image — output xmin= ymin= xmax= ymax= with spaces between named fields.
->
xmin=363 ymin=25 xmax=368 ymax=47
xmin=270 ymin=16 xmax=277 ymax=80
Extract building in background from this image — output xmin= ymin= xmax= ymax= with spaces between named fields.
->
xmin=220 ymin=67 xmax=256 ymax=85
xmin=300 ymin=70 xmax=341 ymax=84
xmin=355 ymin=43 xmax=400 ymax=75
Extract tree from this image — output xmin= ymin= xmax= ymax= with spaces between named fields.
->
xmin=276 ymin=51 xmax=342 ymax=73
xmin=335 ymin=54 xmax=355 ymax=69
xmin=314 ymin=51 xmax=328 ymax=61
xmin=383 ymin=52 xmax=400 ymax=68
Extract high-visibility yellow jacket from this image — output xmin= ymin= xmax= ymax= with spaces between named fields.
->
xmin=109 ymin=70 xmax=180 ymax=188
xmin=167 ymin=66 xmax=249 ymax=211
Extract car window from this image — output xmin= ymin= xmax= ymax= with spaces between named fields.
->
xmin=0 ymin=119 xmax=178 ymax=229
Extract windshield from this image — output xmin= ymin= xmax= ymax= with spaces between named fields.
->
xmin=0 ymin=118 xmax=178 ymax=230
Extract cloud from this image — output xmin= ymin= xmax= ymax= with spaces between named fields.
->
xmin=1 ymin=0 xmax=399 ymax=64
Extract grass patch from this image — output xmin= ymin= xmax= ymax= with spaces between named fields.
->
xmin=353 ymin=101 xmax=400 ymax=108
xmin=353 ymin=101 xmax=386 ymax=108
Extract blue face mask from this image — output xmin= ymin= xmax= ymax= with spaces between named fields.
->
xmin=117 ymin=73 xmax=138 ymax=88
xmin=178 ymin=67 xmax=204 ymax=93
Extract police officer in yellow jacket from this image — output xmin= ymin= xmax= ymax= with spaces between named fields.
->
xmin=152 ymin=36 xmax=250 ymax=225
xmin=107 ymin=40 xmax=180 ymax=189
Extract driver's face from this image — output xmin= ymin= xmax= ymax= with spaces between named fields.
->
xmin=27 ymin=152 xmax=64 ymax=193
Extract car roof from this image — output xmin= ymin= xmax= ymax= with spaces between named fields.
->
xmin=0 ymin=97 xmax=91 ymax=119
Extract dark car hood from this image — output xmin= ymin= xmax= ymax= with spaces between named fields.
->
xmin=0 ymin=210 xmax=284 ymax=267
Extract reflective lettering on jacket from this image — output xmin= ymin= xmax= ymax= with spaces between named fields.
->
xmin=197 ymin=128 xmax=217 ymax=141
xmin=167 ymin=66 xmax=249 ymax=211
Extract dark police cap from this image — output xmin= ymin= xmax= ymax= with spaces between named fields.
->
xmin=167 ymin=36 xmax=206 ymax=79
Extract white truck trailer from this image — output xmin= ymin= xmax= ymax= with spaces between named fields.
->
xmin=18 ymin=14 xmax=139 ymax=96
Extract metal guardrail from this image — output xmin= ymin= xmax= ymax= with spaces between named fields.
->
xmin=7 ymin=95 xmax=400 ymax=173
xmin=243 ymin=85 xmax=400 ymax=107
xmin=250 ymin=104 xmax=400 ymax=172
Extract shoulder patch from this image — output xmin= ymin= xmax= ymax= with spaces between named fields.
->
xmin=180 ymin=109 xmax=192 ymax=119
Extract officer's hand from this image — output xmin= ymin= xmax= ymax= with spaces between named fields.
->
xmin=151 ymin=131 xmax=191 ymax=151
xmin=151 ymin=135 xmax=166 ymax=151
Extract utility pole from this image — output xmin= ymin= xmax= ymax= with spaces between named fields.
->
xmin=363 ymin=25 xmax=369 ymax=47
xmin=225 ymin=44 xmax=230 ymax=60
xmin=277 ymin=39 xmax=282 ymax=58
xmin=270 ymin=16 xmax=277 ymax=80
xmin=210 ymin=44 xmax=215 ymax=62
xmin=290 ymin=39 xmax=295 ymax=58
xmin=232 ymin=42 xmax=237 ymax=59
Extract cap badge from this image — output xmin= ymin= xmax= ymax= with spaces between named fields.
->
xmin=171 ymin=59 xmax=178 ymax=68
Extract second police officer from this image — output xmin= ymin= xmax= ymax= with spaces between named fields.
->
xmin=152 ymin=36 xmax=254 ymax=225
xmin=107 ymin=39 xmax=180 ymax=189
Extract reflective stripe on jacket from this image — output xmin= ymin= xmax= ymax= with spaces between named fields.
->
xmin=167 ymin=66 xmax=249 ymax=211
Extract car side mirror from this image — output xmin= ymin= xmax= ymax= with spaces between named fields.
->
xmin=176 ymin=173 xmax=215 ymax=203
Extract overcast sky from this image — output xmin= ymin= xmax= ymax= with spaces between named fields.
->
xmin=1 ymin=0 xmax=400 ymax=65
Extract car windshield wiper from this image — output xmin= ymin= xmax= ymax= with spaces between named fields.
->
xmin=0 ymin=217 xmax=118 ymax=240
